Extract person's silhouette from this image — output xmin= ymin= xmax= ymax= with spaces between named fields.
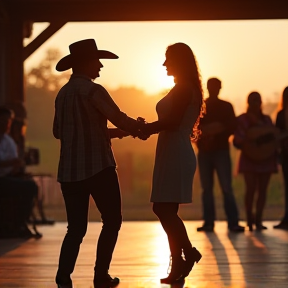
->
xmin=140 ymin=42 xmax=205 ymax=284
xmin=53 ymin=39 xmax=146 ymax=288
xmin=196 ymin=78 xmax=244 ymax=233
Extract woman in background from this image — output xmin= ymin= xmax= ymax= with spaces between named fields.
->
xmin=274 ymin=86 xmax=288 ymax=230
xmin=140 ymin=43 xmax=205 ymax=284
xmin=233 ymin=92 xmax=277 ymax=231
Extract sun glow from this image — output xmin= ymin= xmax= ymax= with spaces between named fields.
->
xmin=158 ymin=73 xmax=175 ymax=91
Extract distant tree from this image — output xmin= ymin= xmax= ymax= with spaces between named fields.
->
xmin=26 ymin=48 xmax=69 ymax=92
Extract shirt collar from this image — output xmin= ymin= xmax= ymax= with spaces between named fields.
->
xmin=70 ymin=73 xmax=93 ymax=82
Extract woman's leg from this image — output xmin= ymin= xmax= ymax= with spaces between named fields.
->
xmin=243 ymin=172 xmax=257 ymax=231
xmin=153 ymin=202 xmax=191 ymax=256
xmin=152 ymin=202 xmax=203 ymax=282
xmin=255 ymin=172 xmax=271 ymax=228
xmin=56 ymin=180 xmax=90 ymax=285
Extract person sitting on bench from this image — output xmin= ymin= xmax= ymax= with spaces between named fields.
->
xmin=0 ymin=107 xmax=41 ymax=238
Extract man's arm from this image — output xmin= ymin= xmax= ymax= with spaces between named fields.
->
xmin=225 ymin=103 xmax=237 ymax=136
xmin=53 ymin=113 xmax=60 ymax=139
xmin=109 ymin=128 xmax=130 ymax=139
xmin=0 ymin=158 xmax=23 ymax=168
xmin=90 ymin=85 xmax=140 ymax=136
xmin=53 ymin=99 xmax=60 ymax=139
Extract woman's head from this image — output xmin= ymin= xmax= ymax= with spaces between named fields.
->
xmin=247 ymin=91 xmax=262 ymax=113
xmin=163 ymin=43 xmax=205 ymax=141
xmin=282 ymin=86 xmax=288 ymax=109
xmin=163 ymin=43 xmax=199 ymax=83
xmin=0 ymin=107 xmax=14 ymax=135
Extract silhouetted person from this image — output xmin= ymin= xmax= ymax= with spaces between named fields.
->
xmin=0 ymin=107 xmax=40 ymax=238
xmin=53 ymin=39 xmax=146 ymax=288
xmin=196 ymin=78 xmax=244 ymax=232
xmin=233 ymin=92 xmax=277 ymax=231
xmin=9 ymin=118 xmax=54 ymax=225
xmin=274 ymin=86 xmax=288 ymax=230
xmin=140 ymin=43 xmax=204 ymax=284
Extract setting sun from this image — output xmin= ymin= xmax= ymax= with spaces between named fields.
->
xmin=157 ymin=70 xmax=175 ymax=91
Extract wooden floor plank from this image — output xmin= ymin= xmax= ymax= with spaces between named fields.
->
xmin=0 ymin=221 xmax=288 ymax=288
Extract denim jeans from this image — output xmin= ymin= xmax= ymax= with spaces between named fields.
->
xmin=281 ymin=159 xmax=288 ymax=222
xmin=198 ymin=149 xmax=239 ymax=228
xmin=56 ymin=167 xmax=122 ymax=285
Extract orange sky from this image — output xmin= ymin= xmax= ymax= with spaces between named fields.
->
xmin=24 ymin=20 xmax=288 ymax=114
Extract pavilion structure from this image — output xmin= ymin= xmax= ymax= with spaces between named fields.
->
xmin=0 ymin=0 xmax=287 ymax=118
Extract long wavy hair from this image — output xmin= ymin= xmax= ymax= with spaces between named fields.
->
xmin=281 ymin=86 xmax=288 ymax=109
xmin=165 ymin=43 xmax=205 ymax=141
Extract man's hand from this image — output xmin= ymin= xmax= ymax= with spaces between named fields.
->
xmin=136 ymin=117 xmax=150 ymax=140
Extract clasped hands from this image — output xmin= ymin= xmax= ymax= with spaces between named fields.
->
xmin=134 ymin=117 xmax=150 ymax=140
xmin=114 ymin=117 xmax=152 ymax=140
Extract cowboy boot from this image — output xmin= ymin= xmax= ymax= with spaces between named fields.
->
xmin=180 ymin=247 xmax=202 ymax=279
xmin=160 ymin=255 xmax=186 ymax=284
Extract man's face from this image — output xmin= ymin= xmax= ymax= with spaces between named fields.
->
xmin=0 ymin=115 xmax=12 ymax=134
xmin=207 ymin=82 xmax=221 ymax=98
xmin=86 ymin=58 xmax=103 ymax=79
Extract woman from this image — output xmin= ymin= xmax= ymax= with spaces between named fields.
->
xmin=233 ymin=92 xmax=277 ymax=231
xmin=140 ymin=43 xmax=205 ymax=284
xmin=274 ymin=86 xmax=288 ymax=230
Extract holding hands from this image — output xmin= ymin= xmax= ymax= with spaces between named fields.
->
xmin=135 ymin=117 xmax=150 ymax=140
xmin=109 ymin=117 xmax=151 ymax=140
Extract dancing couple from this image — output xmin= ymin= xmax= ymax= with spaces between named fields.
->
xmin=53 ymin=38 xmax=205 ymax=288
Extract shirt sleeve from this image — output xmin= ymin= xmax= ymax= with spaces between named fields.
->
xmin=225 ymin=103 xmax=237 ymax=136
xmin=90 ymin=85 xmax=139 ymax=135
xmin=53 ymin=99 xmax=60 ymax=139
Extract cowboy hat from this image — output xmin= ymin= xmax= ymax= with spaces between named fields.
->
xmin=56 ymin=39 xmax=118 ymax=72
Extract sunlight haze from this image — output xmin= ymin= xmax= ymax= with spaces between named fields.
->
xmin=24 ymin=20 xmax=288 ymax=114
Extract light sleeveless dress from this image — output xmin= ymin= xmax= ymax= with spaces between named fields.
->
xmin=150 ymin=85 xmax=200 ymax=203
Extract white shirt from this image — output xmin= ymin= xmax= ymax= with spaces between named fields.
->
xmin=0 ymin=134 xmax=18 ymax=177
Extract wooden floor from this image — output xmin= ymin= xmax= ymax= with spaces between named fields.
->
xmin=0 ymin=221 xmax=288 ymax=288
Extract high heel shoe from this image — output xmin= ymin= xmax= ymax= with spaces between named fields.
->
xmin=180 ymin=247 xmax=202 ymax=279
xmin=160 ymin=255 xmax=185 ymax=284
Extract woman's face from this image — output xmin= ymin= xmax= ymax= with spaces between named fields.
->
xmin=163 ymin=52 xmax=178 ymax=77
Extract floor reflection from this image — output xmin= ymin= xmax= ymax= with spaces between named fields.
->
xmin=0 ymin=221 xmax=288 ymax=288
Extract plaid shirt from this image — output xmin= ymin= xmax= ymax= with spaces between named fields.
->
xmin=53 ymin=74 xmax=138 ymax=182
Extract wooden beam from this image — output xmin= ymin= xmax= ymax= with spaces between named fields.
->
xmin=23 ymin=21 xmax=66 ymax=61
xmin=7 ymin=0 xmax=288 ymax=22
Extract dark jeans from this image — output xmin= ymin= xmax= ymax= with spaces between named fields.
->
xmin=281 ymin=159 xmax=288 ymax=222
xmin=56 ymin=167 xmax=122 ymax=285
xmin=0 ymin=176 xmax=37 ymax=224
xmin=198 ymin=150 xmax=239 ymax=228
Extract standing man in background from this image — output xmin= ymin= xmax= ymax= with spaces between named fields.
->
xmin=196 ymin=78 xmax=244 ymax=232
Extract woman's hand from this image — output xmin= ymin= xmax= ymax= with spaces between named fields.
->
xmin=136 ymin=117 xmax=150 ymax=140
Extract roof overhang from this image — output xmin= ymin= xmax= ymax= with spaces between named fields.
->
xmin=4 ymin=0 xmax=288 ymax=22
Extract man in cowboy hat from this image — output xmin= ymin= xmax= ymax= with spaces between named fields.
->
xmin=53 ymin=39 xmax=146 ymax=288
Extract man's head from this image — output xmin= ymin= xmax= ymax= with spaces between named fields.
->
xmin=0 ymin=107 xmax=14 ymax=135
xmin=207 ymin=78 xmax=222 ymax=99
xmin=56 ymin=39 xmax=118 ymax=79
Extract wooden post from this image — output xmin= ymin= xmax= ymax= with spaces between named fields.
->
xmin=7 ymin=17 xmax=26 ymax=119
xmin=0 ymin=3 xmax=9 ymax=106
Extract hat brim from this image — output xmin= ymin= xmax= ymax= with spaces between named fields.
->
xmin=56 ymin=50 xmax=119 ymax=72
